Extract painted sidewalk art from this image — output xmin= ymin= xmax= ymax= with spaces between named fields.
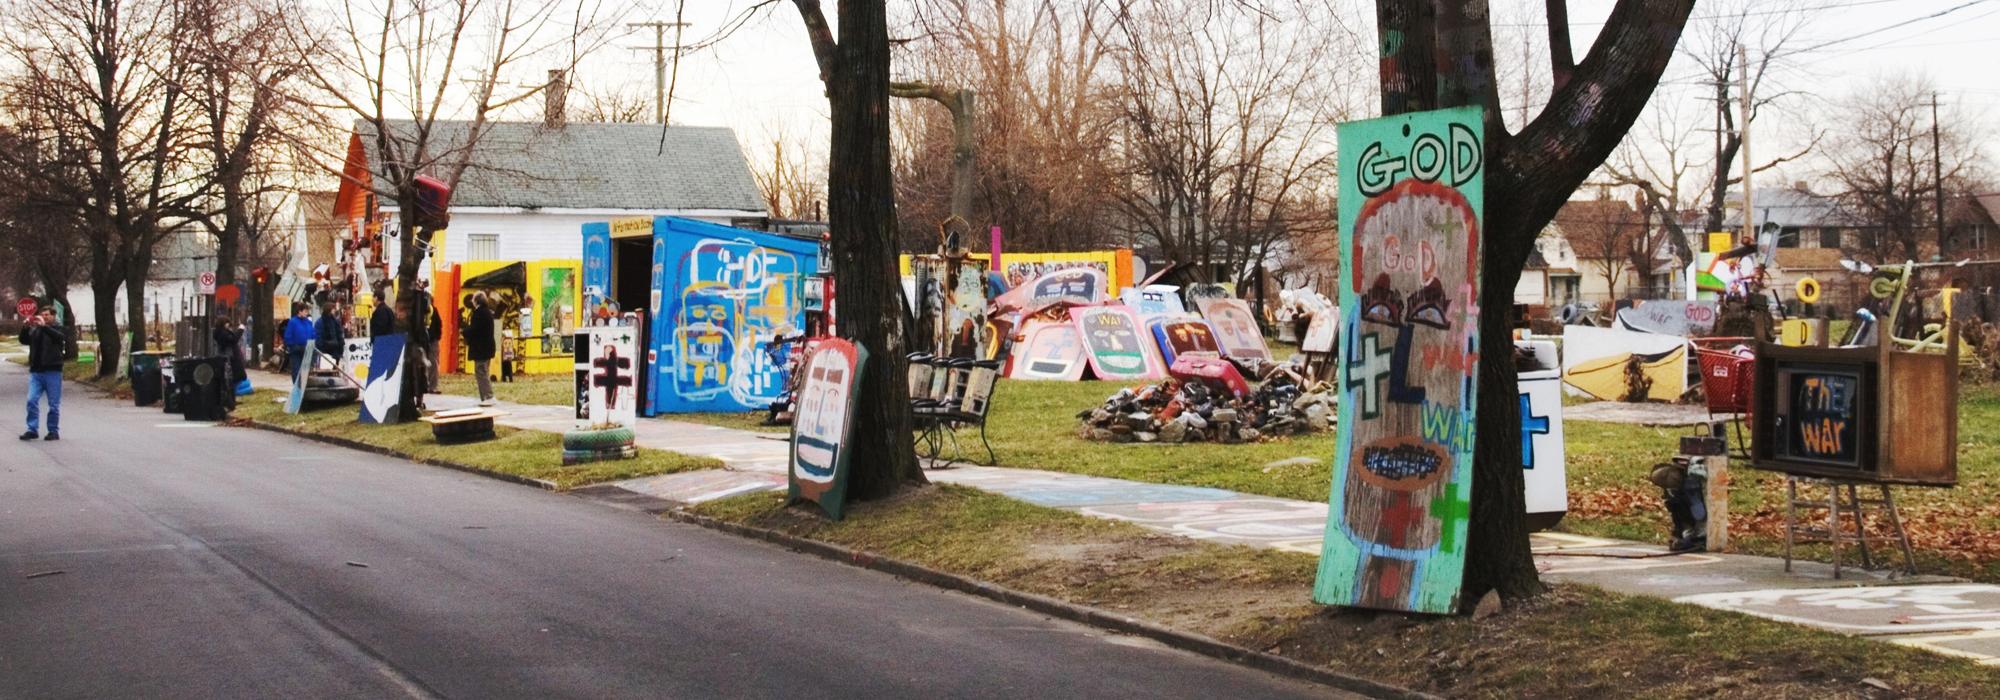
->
xmin=1314 ymin=106 xmax=1484 ymax=615
xmin=1519 ymin=369 xmax=1568 ymax=530
xmin=651 ymin=217 xmax=819 ymax=413
xmin=1150 ymin=318 xmax=1224 ymax=366
xmin=1120 ymin=284 xmax=1188 ymax=319
xmin=359 ymin=333 xmax=407 ymax=424
xmin=1676 ymin=585 xmax=2000 ymax=635
xmin=788 ymin=339 xmax=866 ymax=520
xmin=1560 ymin=325 xmax=1688 ymax=401
xmin=1008 ymin=320 xmax=1088 ymax=380
xmin=1072 ymin=305 xmax=1163 ymax=381
xmin=1615 ymin=300 xmax=1718 ymax=337
xmin=1081 ymin=498 xmax=1332 ymax=554
xmin=1194 ymin=297 xmax=1271 ymax=362
xmin=574 ymin=326 xmax=640 ymax=430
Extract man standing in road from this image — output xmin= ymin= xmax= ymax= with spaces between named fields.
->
xmin=18 ymin=305 xmax=65 ymax=441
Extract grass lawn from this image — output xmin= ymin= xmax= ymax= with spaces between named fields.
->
xmin=434 ymin=371 xmax=575 ymax=407
xmin=232 ymin=389 xmax=720 ymax=490
xmin=1561 ymin=382 xmax=2000 ymax=582
xmin=694 ymin=487 xmax=2000 ymax=698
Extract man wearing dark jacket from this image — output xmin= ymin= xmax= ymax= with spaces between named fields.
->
xmin=423 ymin=285 xmax=443 ymax=393
xmin=463 ymin=292 xmax=496 ymax=406
xmin=316 ymin=302 xmax=348 ymax=361
xmin=369 ymin=286 xmax=398 ymax=338
xmin=19 ymin=306 xmax=65 ymax=441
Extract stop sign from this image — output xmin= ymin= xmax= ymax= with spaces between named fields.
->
xmin=15 ymin=298 xmax=36 ymax=318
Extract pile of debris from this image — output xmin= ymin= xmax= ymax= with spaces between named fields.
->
xmin=1077 ymin=359 xmax=1335 ymax=444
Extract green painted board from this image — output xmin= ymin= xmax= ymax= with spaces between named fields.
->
xmin=1313 ymin=106 xmax=1484 ymax=614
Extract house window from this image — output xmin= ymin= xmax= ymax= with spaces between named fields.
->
xmin=466 ymin=233 xmax=499 ymax=261
xmin=1969 ymin=225 xmax=1991 ymax=252
xmin=1819 ymin=227 xmax=1842 ymax=249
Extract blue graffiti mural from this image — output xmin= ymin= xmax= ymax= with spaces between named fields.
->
xmin=646 ymin=218 xmax=819 ymax=413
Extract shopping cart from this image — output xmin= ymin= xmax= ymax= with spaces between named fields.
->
xmin=1692 ymin=336 xmax=1755 ymax=457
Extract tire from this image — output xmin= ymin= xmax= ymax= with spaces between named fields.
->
xmin=562 ymin=427 xmax=635 ymax=451
xmin=562 ymin=446 xmax=636 ymax=465
xmin=302 ymin=387 xmax=358 ymax=404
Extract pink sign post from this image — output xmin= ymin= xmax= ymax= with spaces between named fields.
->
xmin=989 ymin=226 xmax=1003 ymax=271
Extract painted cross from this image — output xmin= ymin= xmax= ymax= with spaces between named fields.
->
xmin=1428 ymin=482 xmax=1472 ymax=554
xmin=1519 ymin=392 xmax=1550 ymax=467
xmin=1345 ymin=331 xmax=1394 ymax=419
xmin=593 ymin=346 xmax=633 ymax=410
xmin=1378 ymin=491 xmax=1426 ymax=549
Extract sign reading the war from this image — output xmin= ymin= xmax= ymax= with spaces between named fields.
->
xmin=788 ymin=339 xmax=867 ymax=520
xmin=1315 ymin=106 xmax=1484 ymax=615
xmin=1072 ymin=305 xmax=1162 ymax=381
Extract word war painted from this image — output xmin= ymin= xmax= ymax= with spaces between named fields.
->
xmin=1072 ymin=305 xmax=1163 ymax=381
xmin=1314 ymin=106 xmax=1484 ymax=615
xmin=788 ymin=339 xmax=867 ymax=520
xmin=358 ymin=333 xmax=406 ymax=424
xmin=1194 ymin=297 xmax=1271 ymax=362
xmin=574 ymin=326 xmax=640 ymax=430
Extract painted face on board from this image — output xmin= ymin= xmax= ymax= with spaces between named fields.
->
xmin=793 ymin=351 xmax=853 ymax=481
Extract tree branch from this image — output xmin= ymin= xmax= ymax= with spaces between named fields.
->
xmin=792 ymin=0 xmax=838 ymax=86
xmin=1545 ymin=0 xmax=1575 ymax=91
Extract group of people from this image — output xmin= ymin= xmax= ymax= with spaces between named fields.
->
xmin=280 ymin=280 xmax=501 ymax=407
xmin=14 ymin=277 xmax=514 ymax=444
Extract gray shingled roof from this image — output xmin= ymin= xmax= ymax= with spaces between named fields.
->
xmin=359 ymin=120 xmax=766 ymax=212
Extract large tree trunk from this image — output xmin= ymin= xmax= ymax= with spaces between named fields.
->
xmin=123 ymin=253 xmax=152 ymax=359
xmin=88 ymin=249 xmax=123 ymax=378
xmin=395 ymin=203 xmax=430 ymax=422
xmin=1373 ymin=0 xmax=1695 ymax=608
xmin=809 ymin=0 xmax=925 ymax=499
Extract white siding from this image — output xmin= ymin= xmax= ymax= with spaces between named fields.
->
xmin=381 ymin=209 xmax=746 ymax=277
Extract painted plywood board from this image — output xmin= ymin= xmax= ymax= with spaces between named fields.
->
xmin=1194 ymin=297 xmax=1271 ymax=362
xmin=649 ymin=217 xmax=819 ymax=413
xmin=1072 ymin=305 xmax=1164 ymax=381
xmin=789 ymin=339 xmax=866 ymax=520
xmin=1008 ymin=320 xmax=1088 ymax=381
xmin=1315 ymin=106 xmax=1484 ymax=614
xmin=1519 ymin=370 xmax=1568 ymax=519
xmin=1120 ymin=285 xmax=1188 ymax=319
xmin=1560 ymin=324 xmax=1688 ymax=401
xmin=1150 ymin=318 xmax=1224 ymax=367
xmin=1614 ymin=300 xmax=1718 ymax=337
xmin=359 ymin=333 xmax=407 ymax=424
xmin=574 ymin=326 xmax=640 ymax=430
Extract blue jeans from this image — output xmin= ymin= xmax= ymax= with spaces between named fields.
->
xmin=288 ymin=348 xmax=307 ymax=383
xmin=26 ymin=370 xmax=60 ymax=435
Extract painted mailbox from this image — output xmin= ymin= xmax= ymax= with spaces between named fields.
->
xmin=1315 ymin=106 xmax=1484 ymax=614
xmin=789 ymin=339 xmax=867 ymax=519
xmin=1072 ymin=305 xmax=1163 ymax=381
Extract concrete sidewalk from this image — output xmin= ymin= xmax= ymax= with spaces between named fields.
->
xmin=409 ymin=386 xmax=2000 ymax=667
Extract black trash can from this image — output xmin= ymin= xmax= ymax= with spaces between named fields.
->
xmin=129 ymin=351 xmax=167 ymax=407
xmin=174 ymin=356 xmax=229 ymax=421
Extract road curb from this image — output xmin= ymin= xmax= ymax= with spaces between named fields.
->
xmin=664 ymin=509 xmax=1439 ymax=700
xmin=236 ymin=418 xmax=561 ymax=491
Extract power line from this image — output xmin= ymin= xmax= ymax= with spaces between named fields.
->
xmin=1491 ymin=0 xmax=1909 ymax=28
xmin=1786 ymin=0 xmax=1994 ymax=55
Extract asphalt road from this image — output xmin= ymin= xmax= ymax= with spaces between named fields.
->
xmin=0 ymin=362 xmax=1350 ymax=699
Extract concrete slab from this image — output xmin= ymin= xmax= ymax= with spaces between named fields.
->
xmin=612 ymin=470 xmax=786 ymax=504
xmin=1889 ymin=630 xmax=2000 ymax=665
xmin=1565 ymin=400 xmax=1731 ymax=425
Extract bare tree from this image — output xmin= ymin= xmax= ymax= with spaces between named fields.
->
xmin=1108 ymin=0 xmax=1348 ymax=288
xmin=1822 ymin=74 xmax=1986 ymax=263
xmin=1373 ymin=0 xmax=1698 ymax=605
xmin=0 ymin=0 xmax=211 ymax=376
xmin=792 ymin=0 xmax=926 ymax=499
xmin=748 ymin=127 xmax=826 ymax=221
xmin=568 ymin=79 xmax=652 ymax=124
xmin=1558 ymin=199 xmax=1651 ymax=300
xmin=279 ymin=0 xmax=629 ymax=417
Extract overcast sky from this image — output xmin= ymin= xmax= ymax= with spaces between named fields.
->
xmin=579 ymin=0 xmax=1999 ymax=191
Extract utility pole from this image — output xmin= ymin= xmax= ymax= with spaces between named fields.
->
xmin=1738 ymin=46 xmax=1754 ymax=245
xmin=1931 ymin=91 xmax=1946 ymax=256
xmin=629 ymin=11 xmax=691 ymax=125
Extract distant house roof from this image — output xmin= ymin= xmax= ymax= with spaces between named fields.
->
xmin=1725 ymin=187 xmax=1861 ymax=229
xmin=355 ymin=120 xmax=766 ymax=213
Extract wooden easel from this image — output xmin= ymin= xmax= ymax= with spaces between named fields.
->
xmin=1782 ymin=477 xmax=1917 ymax=577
